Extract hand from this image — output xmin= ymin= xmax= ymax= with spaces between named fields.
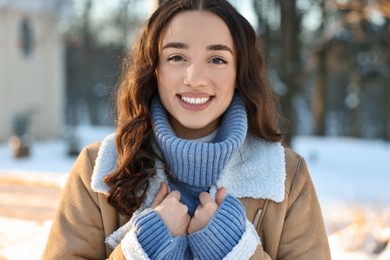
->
xmin=187 ymin=187 xmax=227 ymax=234
xmin=150 ymin=182 xmax=190 ymax=237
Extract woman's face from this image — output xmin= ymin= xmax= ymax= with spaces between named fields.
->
xmin=156 ymin=11 xmax=237 ymax=139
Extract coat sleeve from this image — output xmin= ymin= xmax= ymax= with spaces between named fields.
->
xmin=43 ymin=146 xmax=126 ymax=259
xmin=276 ymin=156 xmax=331 ymax=259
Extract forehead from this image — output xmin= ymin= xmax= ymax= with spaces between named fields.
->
xmin=160 ymin=11 xmax=234 ymax=50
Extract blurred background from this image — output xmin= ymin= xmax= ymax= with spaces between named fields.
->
xmin=0 ymin=0 xmax=389 ymax=259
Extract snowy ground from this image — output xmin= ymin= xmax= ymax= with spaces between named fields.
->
xmin=293 ymin=136 xmax=390 ymax=205
xmin=0 ymin=127 xmax=389 ymax=259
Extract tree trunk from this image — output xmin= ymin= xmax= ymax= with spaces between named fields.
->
xmin=312 ymin=48 xmax=327 ymax=136
xmin=279 ymin=0 xmax=301 ymax=145
xmin=384 ymin=77 xmax=390 ymax=141
xmin=384 ymin=20 xmax=390 ymax=141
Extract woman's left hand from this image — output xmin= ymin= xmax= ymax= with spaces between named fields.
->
xmin=187 ymin=187 xmax=226 ymax=234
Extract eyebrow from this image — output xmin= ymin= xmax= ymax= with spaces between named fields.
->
xmin=162 ymin=42 xmax=233 ymax=54
xmin=207 ymin=44 xmax=233 ymax=54
xmin=162 ymin=42 xmax=190 ymax=50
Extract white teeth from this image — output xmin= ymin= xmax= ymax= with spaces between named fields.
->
xmin=181 ymin=96 xmax=210 ymax=105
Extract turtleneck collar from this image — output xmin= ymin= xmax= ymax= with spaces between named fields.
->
xmin=151 ymin=93 xmax=248 ymax=188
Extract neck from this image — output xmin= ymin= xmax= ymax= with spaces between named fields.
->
xmin=169 ymin=116 xmax=220 ymax=140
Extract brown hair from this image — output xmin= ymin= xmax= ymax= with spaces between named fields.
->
xmin=105 ymin=0 xmax=282 ymax=216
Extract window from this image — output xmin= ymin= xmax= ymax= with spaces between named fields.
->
xmin=19 ymin=17 xmax=34 ymax=57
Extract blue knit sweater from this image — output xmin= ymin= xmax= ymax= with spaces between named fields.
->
xmin=132 ymin=94 xmax=248 ymax=259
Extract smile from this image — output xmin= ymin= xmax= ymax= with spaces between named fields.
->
xmin=180 ymin=96 xmax=211 ymax=105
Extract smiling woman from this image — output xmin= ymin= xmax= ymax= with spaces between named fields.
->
xmin=43 ymin=0 xmax=331 ymax=259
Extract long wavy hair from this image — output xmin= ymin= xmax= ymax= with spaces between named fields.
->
xmin=104 ymin=0 xmax=283 ymax=216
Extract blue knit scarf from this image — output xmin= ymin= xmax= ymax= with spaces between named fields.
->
xmin=151 ymin=93 xmax=248 ymax=188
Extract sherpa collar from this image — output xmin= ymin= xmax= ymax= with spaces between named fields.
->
xmin=91 ymin=133 xmax=286 ymax=205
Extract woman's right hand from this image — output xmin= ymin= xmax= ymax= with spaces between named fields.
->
xmin=150 ymin=182 xmax=190 ymax=237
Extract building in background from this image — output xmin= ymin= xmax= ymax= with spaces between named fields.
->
xmin=0 ymin=0 xmax=72 ymax=142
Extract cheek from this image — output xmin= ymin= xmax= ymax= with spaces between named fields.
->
xmin=157 ymin=66 xmax=179 ymax=89
xmin=215 ymin=71 xmax=236 ymax=90
xmin=156 ymin=74 xmax=169 ymax=96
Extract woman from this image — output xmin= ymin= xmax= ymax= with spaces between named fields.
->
xmin=43 ymin=0 xmax=331 ymax=259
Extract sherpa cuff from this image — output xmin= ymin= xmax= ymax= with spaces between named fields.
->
xmin=188 ymin=194 xmax=246 ymax=259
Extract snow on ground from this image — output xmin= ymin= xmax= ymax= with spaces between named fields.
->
xmin=0 ymin=217 xmax=52 ymax=260
xmin=293 ymin=136 xmax=390 ymax=205
xmin=0 ymin=126 xmax=114 ymax=176
xmin=0 ymin=127 xmax=389 ymax=259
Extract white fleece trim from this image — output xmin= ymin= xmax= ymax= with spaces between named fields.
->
xmin=91 ymin=133 xmax=117 ymax=194
xmin=105 ymin=219 xmax=133 ymax=249
xmin=121 ymin=226 xmax=150 ymax=260
xmin=92 ymin=133 xmax=286 ymax=202
xmin=224 ymin=219 xmax=261 ymax=260
xmin=217 ymin=135 xmax=286 ymax=202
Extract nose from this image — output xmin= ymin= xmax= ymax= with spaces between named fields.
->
xmin=184 ymin=63 xmax=207 ymax=87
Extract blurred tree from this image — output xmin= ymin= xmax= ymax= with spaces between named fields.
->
xmin=65 ymin=0 xmax=145 ymax=127
xmin=377 ymin=0 xmax=390 ymax=141
xmin=311 ymin=0 xmax=327 ymax=136
xmin=311 ymin=0 xmax=390 ymax=139
xmin=278 ymin=0 xmax=302 ymax=143
xmin=252 ymin=0 xmax=303 ymax=144
xmin=251 ymin=0 xmax=389 ymax=141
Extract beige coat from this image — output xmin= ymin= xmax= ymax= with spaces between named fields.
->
xmin=43 ymin=135 xmax=331 ymax=259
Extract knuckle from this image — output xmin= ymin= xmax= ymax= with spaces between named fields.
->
xmin=194 ymin=208 xmax=204 ymax=218
xmin=180 ymin=204 xmax=189 ymax=213
xmin=199 ymin=192 xmax=209 ymax=200
xmin=205 ymin=202 xmax=217 ymax=211
xmin=170 ymin=190 xmax=181 ymax=199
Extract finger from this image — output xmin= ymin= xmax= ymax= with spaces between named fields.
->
xmin=199 ymin=192 xmax=214 ymax=206
xmin=167 ymin=190 xmax=181 ymax=201
xmin=215 ymin=187 xmax=227 ymax=206
xmin=150 ymin=182 xmax=169 ymax=208
xmin=184 ymin=214 xmax=191 ymax=235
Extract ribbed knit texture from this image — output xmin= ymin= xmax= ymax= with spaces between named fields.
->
xmin=167 ymin=236 xmax=191 ymax=259
xmin=151 ymin=93 xmax=248 ymax=188
xmin=132 ymin=209 xmax=188 ymax=259
xmin=139 ymin=94 xmax=248 ymax=258
xmin=188 ymin=194 xmax=247 ymax=259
